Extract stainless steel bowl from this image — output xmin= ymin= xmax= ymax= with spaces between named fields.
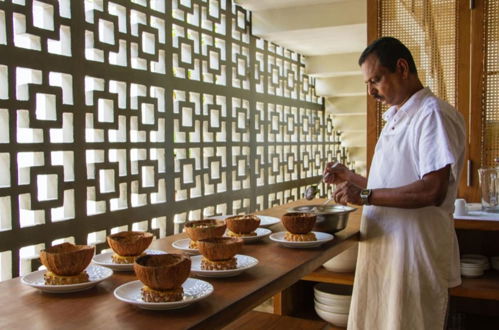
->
xmin=287 ymin=204 xmax=356 ymax=233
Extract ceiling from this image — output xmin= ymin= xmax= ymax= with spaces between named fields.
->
xmin=235 ymin=0 xmax=366 ymax=56
xmin=234 ymin=0 xmax=345 ymax=11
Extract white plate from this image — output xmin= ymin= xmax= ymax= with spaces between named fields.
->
xmin=21 ymin=264 xmax=113 ymax=293
xmin=209 ymin=215 xmax=280 ymax=228
xmin=269 ymin=231 xmax=334 ymax=248
xmin=172 ymin=238 xmax=199 ymax=255
xmin=190 ymin=254 xmax=259 ymax=278
xmin=225 ymin=227 xmax=272 ymax=243
xmin=257 ymin=215 xmax=280 ymax=227
xmin=92 ymin=249 xmax=167 ymax=271
xmin=114 ymin=278 xmax=213 ymax=310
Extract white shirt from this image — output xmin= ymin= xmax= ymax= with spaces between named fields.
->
xmin=348 ymin=88 xmax=465 ymax=330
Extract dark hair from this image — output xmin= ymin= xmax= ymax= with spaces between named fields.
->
xmin=358 ymin=37 xmax=417 ymax=74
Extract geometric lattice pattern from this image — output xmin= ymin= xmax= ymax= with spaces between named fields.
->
xmin=0 ymin=0 xmax=344 ymax=280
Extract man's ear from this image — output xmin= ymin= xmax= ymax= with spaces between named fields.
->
xmin=396 ymin=58 xmax=410 ymax=79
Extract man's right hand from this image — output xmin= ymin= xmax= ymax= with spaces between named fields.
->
xmin=323 ymin=162 xmax=352 ymax=184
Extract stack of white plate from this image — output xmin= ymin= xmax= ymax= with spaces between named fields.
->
xmin=491 ymin=256 xmax=499 ymax=271
xmin=314 ymin=283 xmax=352 ymax=327
xmin=462 ymin=254 xmax=490 ymax=269
xmin=322 ymin=243 xmax=358 ymax=273
xmin=460 ymin=254 xmax=489 ymax=277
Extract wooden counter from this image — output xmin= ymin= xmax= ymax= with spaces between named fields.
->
xmin=0 ymin=199 xmax=360 ymax=330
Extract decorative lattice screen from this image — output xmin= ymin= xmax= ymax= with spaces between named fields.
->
xmin=375 ymin=0 xmax=457 ymax=134
xmin=483 ymin=0 xmax=499 ymax=167
xmin=0 ymin=0 xmax=349 ymax=280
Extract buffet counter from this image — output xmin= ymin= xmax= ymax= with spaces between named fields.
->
xmin=0 ymin=199 xmax=361 ymax=330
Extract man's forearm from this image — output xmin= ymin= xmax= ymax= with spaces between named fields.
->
xmin=369 ymin=166 xmax=450 ymax=208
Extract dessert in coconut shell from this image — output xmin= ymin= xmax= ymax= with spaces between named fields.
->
xmin=225 ymin=215 xmax=260 ymax=237
xmin=184 ymin=219 xmax=226 ymax=249
xmin=39 ymin=242 xmax=95 ymax=285
xmin=134 ymin=254 xmax=191 ymax=302
xmin=281 ymin=212 xmax=317 ymax=241
xmin=197 ymin=237 xmax=243 ymax=270
xmin=107 ymin=231 xmax=153 ymax=264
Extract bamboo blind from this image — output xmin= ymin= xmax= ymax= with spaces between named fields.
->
xmin=375 ymin=0 xmax=457 ymax=134
xmin=483 ymin=0 xmax=499 ymax=167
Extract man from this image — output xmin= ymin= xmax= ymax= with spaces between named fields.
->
xmin=324 ymin=37 xmax=465 ymax=330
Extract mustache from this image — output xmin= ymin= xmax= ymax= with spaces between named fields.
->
xmin=372 ymin=94 xmax=383 ymax=101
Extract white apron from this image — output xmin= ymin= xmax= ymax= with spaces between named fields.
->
xmin=347 ymin=88 xmax=465 ymax=330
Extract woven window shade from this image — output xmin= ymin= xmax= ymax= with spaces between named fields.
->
xmin=376 ymin=0 xmax=457 ymax=134
xmin=483 ymin=0 xmax=499 ymax=167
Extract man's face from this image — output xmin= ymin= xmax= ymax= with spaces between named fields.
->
xmin=361 ymin=54 xmax=405 ymax=107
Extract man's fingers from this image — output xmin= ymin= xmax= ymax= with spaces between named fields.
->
xmin=332 ymin=182 xmax=356 ymax=205
xmin=333 ymin=190 xmax=341 ymax=203
xmin=334 ymin=187 xmax=347 ymax=203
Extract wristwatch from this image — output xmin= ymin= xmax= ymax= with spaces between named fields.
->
xmin=360 ymin=189 xmax=372 ymax=205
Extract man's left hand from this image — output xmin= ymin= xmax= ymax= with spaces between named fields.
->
xmin=333 ymin=182 xmax=363 ymax=205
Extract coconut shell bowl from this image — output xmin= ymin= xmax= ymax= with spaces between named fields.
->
xmin=281 ymin=212 xmax=317 ymax=234
xmin=184 ymin=219 xmax=226 ymax=242
xmin=133 ymin=254 xmax=191 ymax=291
xmin=107 ymin=231 xmax=153 ymax=256
xmin=225 ymin=215 xmax=260 ymax=234
xmin=39 ymin=242 xmax=95 ymax=276
xmin=197 ymin=237 xmax=243 ymax=261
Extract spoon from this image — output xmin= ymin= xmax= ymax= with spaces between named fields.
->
xmin=322 ymin=196 xmax=334 ymax=205
xmin=304 ymin=177 xmax=325 ymax=200
xmin=304 ymin=161 xmax=339 ymax=200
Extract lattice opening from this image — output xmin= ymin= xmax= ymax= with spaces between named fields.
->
xmin=0 ymin=11 xmax=6 ymax=45
xmin=19 ymin=243 xmax=44 ymax=276
xmin=0 ymin=66 xmax=7 ymax=99
xmin=0 ymin=197 xmax=11 ymax=231
xmin=52 ymin=236 xmax=75 ymax=245
xmin=0 ymin=251 xmax=12 ymax=281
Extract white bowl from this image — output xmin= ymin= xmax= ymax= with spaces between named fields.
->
xmin=314 ymin=283 xmax=352 ymax=302
xmin=315 ymin=305 xmax=349 ymax=327
xmin=315 ymin=293 xmax=352 ymax=306
xmin=461 ymin=254 xmax=490 ymax=270
xmin=460 ymin=267 xmax=484 ymax=277
xmin=322 ymin=243 xmax=358 ymax=273
xmin=314 ymin=298 xmax=350 ymax=314
xmin=460 ymin=263 xmax=483 ymax=268
xmin=461 ymin=260 xmax=487 ymax=271
xmin=462 ymin=254 xmax=488 ymax=260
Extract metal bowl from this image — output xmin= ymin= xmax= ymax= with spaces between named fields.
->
xmin=287 ymin=204 xmax=356 ymax=233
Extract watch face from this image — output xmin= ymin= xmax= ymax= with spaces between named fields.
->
xmin=360 ymin=189 xmax=371 ymax=205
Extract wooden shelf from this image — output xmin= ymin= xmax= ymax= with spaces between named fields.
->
xmin=302 ymin=267 xmax=354 ymax=285
xmin=302 ymin=267 xmax=499 ymax=301
xmin=450 ymin=270 xmax=499 ymax=300
xmin=224 ymin=311 xmax=328 ymax=330
xmin=454 ymin=219 xmax=499 ymax=231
